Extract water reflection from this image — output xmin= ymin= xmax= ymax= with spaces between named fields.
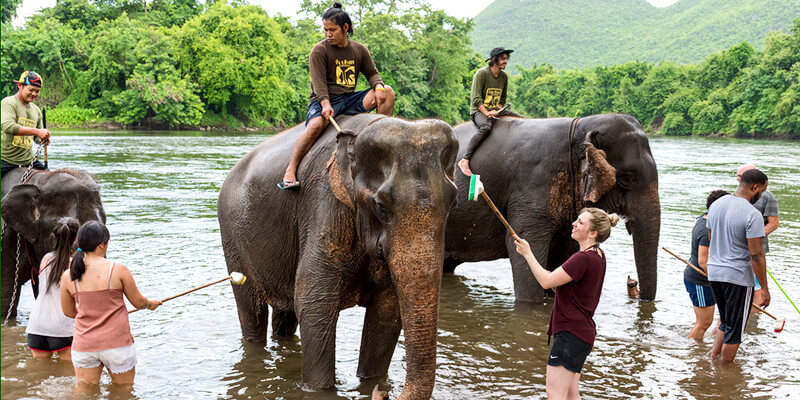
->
xmin=2 ymin=133 xmax=799 ymax=399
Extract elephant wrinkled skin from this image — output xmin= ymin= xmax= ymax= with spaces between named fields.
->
xmin=218 ymin=114 xmax=458 ymax=399
xmin=1 ymin=168 xmax=106 ymax=318
xmin=444 ymin=114 xmax=660 ymax=302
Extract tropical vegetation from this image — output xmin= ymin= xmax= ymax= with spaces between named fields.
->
xmin=0 ymin=0 xmax=797 ymax=138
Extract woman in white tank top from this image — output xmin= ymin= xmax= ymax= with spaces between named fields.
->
xmin=26 ymin=218 xmax=79 ymax=361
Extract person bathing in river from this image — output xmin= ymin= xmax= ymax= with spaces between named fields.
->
xmin=1 ymin=71 xmax=50 ymax=178
xmin=684 ymin=190 xmax=728 ymax=340
xmin=707 ymin=168 xmax=770 ymax=363
xmin=25 ymin=218 xmax=79 ymax=363
xmin=60 ymin=221 xmax=162 ymax=392
xmin=278 ymin=2 xmax=395 ymax=190
xmin=514 ymin=208 xmax=619 ymax=400
xmin=458 ymin=46 xmax=522 ymax=176
xmin=736 ymin=164 xmax=779 ymax=307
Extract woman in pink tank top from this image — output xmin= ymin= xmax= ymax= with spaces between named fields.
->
xmin=59 ymin=221 xmax=161 ymax=392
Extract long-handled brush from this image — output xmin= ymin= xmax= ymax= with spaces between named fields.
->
xmin=128 ymin=272 xmax=247 ymax=313
xmin=468 ymin=174 xmax=518 ymax=237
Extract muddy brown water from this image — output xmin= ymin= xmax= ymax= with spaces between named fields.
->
xmin=2 ymin=132 xmax=799 ymax=399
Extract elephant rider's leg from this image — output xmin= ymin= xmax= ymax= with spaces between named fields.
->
xmin=458 ymin=112 xmax=494 ymax=176
xmin=362 ymin=86 xmax=396 ymax=116
xmin=281 ymin=116 xmax=328 ymax=187
xmin=295 ymin=258 xmax=341 ymax=389
xmin=357 ymin=286 xmax=402 ymax=379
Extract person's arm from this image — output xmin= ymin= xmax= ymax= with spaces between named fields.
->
xmin=1 ymin=103 xmax=49 ymax=144
xmin=764 ymin=216 xmax=778 ymax=236
xmin=697 ymin=245 xmax=709 ymax=274
xmin=60 ymin=271 xmax=77 ymax=318
xmin=747 ymin=237 xmax=770 ymax=307
xmin=309 ymin=46 xmax=330 ymax=105
xmin=117 ymin=263 xmax=161 ymax=310
xmin=360 ymin=45 xmax=384 ymax=91
xmin=499 ymin=75 xmax=508 ymax=108
xmin=514 ymin=236 xmax=573 ymax=289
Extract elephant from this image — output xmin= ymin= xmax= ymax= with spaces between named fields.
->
xmin=1 ymin=168 xmax=106 ymax=319
xmin=444 ymin=113 xmax=660 ymax=302
xmin=218 ymin=114 xmax=458 ymax=399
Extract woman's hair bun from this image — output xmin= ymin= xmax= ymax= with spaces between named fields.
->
xmin=608 ymin=213 xmax=620 ymax=227
xmin=332 ymin=2 xmax=343 ymax=8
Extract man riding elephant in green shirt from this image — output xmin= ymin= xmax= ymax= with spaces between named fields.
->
xmin=458 ymin=47 xmax=522 ymax=177
xmin=1 ymin=71 xmax=50 ymax=178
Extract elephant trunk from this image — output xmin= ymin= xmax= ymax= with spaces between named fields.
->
xmin=626 ymin=185 xmax=661 ymax=301
xmin=387 ymin=214 xmax=444 ymax=400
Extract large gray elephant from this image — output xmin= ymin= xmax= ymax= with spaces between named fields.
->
xmin=1 ymin=168 xmax=106 ymax=319
xmin=218 ymin=114 xmax=458 ymax=399
xmin=444 ymin=114 xmax=660 ymax=301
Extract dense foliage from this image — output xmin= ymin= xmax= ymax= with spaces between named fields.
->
xmin=0 ymin=0 xmax=797 ymax=137
xmin=510 ymin=19 xmax=800 ymax=139
xmin=472 ymin=0 xmax=800 ymax=70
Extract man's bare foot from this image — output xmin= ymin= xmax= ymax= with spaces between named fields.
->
xmin=371 ymin=384 xmax=389 ymax=400
xmin=458 ymin=158 xmax=473 ymax=176
xmin=627 ymin=275 xmax=639 ymax=299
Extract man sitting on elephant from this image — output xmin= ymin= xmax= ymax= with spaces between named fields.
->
xmin=279 ymin=2 xmax=395 ymax=190
xmin=1 ymin=71 xmax=50 ymax=178
xmin=458 ymin=47 xmax=522 ymax=177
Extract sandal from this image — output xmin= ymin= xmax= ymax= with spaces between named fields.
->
xmin=277 ymin=180 xmax=301 ymax=190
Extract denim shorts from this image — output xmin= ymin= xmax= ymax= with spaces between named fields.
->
xmin=72 ymin=344 xmax=136 ymax=374
xmin=306 ymin=89 xmax=370 ymax=125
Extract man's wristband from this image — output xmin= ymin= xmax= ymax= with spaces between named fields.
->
xmin=375 ymin=86 xmax=386 ymax=92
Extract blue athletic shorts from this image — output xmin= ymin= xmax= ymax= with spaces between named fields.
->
xmin=684 ymin=278 xmax=716 ymax=308
xmin=306 ymin=89 xmax=370 ymax=125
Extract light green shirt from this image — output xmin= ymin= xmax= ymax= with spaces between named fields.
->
xmin=1 ymin=95 xmax=42 ymax=165
xmin=470 ymin=66 xmax=508 ymax=115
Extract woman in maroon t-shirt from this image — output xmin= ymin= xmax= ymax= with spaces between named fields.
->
xmin=515 ymin=207 xmax=620 ymax=399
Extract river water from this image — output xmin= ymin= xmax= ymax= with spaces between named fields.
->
xmin=2 ymin=132 xmax=799 ymax=399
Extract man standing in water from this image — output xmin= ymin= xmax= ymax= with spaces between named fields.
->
xmin=458 ymin=47 xmax=522 ymax=176
xmin=707 ymin=168 xmax=770 ymax=363
xmin=736 ymin=164 xmax=779 ymax=306
xmin=279 ymin=2 xmax=395 ymax=190
xmin=1 ymin=71 xmax=50 ymax=178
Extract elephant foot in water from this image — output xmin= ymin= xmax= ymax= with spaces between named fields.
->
xmin=627 ymin=275 xmax=640 ymax=299
xmin=272 ymin=309 xmax=298 ymax=337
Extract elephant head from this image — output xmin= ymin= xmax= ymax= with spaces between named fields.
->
xmin=578 ymin=115 xmax=660 ymax=300
xmin=332 ymin=118 xmax=458 ymax=399
xmin=1 ymin=169 xmax=105 ymax=316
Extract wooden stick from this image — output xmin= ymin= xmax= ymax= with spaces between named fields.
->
xmin=328 ymin=115 xmax=342 ymax=132
xmin=128 ymin=276 xmax=230 ymax=313
xmin=661 ymin=247 xmax=777 ymax=320
xmin=480 ymin=191 xmax=518 ymax=237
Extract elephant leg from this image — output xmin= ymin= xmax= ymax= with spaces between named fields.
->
xmin=295 ymin=262 xmax=341 ymax=389
xmin=443 ymin=257 xmax=462 ymax=274
xmin=271 ymin=309 xmax=298 ymax=337
xmin=230 ymin=279 xmax=270 ymax=343
xmin=357 ymin=287 xmax=402 ymax=379
xmin=505 ymin=222 xmax=554 ymax=303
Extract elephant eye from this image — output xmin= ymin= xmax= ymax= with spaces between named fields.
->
xmin=617 ymin=171 xmax=637 ymax=188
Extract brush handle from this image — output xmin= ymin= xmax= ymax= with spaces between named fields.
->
xmin=661 ymin=247 xmax=778 ymax=321
xmin=328 ymin=115 xmax=342 ymax=132
xmin=480 ymin=191 xmax=518 ymax=237
xmin=128 ymin=276 xmax=231 ymax=313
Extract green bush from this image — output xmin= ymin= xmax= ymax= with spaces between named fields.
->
xmin=47 ymin=106 xmax=99 ymax=127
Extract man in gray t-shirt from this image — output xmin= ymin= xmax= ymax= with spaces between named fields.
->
xmin=707 ymin=168 xmax=770 ymax=363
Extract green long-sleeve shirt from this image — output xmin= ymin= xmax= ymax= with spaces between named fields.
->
xmin=470 ymin=66 xmax=508 ymax=115
xmin=1 ymin=95 xmax=42 ymax=165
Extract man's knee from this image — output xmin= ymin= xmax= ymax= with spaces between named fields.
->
xmin=304 ymin=117 xmax=327 ymax=139
xmin=383 ymin=85 xmax=395 ymax=103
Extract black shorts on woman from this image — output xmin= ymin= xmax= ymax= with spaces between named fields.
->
xmin=548 ymin=331 xmax=593 ymax=373
xmin=27 ymin=333 xmax=72 ymax=352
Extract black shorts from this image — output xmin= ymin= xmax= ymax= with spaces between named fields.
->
xmin=710 ymin=281 xmax=753 ymax=345
xmin=27 ymin=333 xmax=72 ymax=352
xmin=547 ymin=331 xmax=593 ymax=373
xmin=1 ymin=160 xmax=46 ymax=178
xmin=305 ymin=89 xmax=370 ymax=125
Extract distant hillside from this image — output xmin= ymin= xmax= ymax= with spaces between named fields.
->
xmin=472 ymin=0 xmax=800 ymax=69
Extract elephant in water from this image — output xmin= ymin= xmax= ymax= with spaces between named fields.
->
xmin=1 ymin=168 xmax=106 ymax=318
xmin=218 ymin=114 xmax=458 ymax=399
xmin=444 ymin=114 xmax=660 ymax=301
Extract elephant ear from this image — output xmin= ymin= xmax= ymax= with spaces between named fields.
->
xmin=1 ymin=184 xmax=42 ymax=242
xmin=326 ymin=129 xmax=357 ymax=211
xmin=582 ymin=131 xmax=617 ymax=203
